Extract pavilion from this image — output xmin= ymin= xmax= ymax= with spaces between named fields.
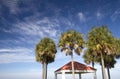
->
xmin=54 ymin=61 xmax=97 ymax=79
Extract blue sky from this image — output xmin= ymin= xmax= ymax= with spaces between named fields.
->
xmin=0 ymin=0 xmax=120 ymax=79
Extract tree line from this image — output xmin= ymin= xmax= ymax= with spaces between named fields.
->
xmin=35 ymin=26 xmax=120 ymax=79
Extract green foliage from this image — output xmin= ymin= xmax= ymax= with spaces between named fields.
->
xmin=87 ymin=26 xmax=116 ymax=56
xmin=84 ymin=26 xmax=117 ymax=79
xmin=83 ymin=48 xmax=100 ymax=65
xmin=58 ymin=30 xmax=85 ymax=55
xmin=84 ymin=26 xmax=117 ymax=65
xmin=103 ymin=55 xmax=116 ymax=68
xmin=58 ymin=30 xmax=85 ymax=79
xmin=115 ymin=39 xmax=120 ymax=58
xmin=84 ymin=26 xmax=118 ymax=64
xmin=35 ymin=37 xmax=57 ymax=64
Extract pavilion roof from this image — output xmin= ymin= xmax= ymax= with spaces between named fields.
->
xmin=55 ymin=61 xmax=96 ymax=72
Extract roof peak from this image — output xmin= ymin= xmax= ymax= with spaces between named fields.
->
xmin=55 ymin=61 xmax=96 ymax=72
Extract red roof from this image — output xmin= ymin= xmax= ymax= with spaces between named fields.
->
xmin=55 ymin=61 xmax=96 ymax=72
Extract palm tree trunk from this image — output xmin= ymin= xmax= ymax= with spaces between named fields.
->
xmin=107 ymin=66 xmax=111 ymax=79
xmin=43 ymin=62 xmax=46 ymax=79
xmin=92 ymin=61 xmax=94 ymax=68
xmin=100 ymin=52 xmax=106 ymax=79
xmin=92 ymin=59 xmax=96 ymax=79
xmin=42 ymin=63 xmax=44 ymax=79
xmin=71 ymin=52 xmax=75 ymax=79
xmin=46 ymin=64 xmax=48 ymax=79
xmin=44 ymin=62 xmax=47 ymax=79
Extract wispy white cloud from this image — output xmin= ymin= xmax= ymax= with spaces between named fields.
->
xmin=3 ymin=17 xmax=60 ymax=39
xmin=0 ymin=47 xmax=31 ymax=53
xmin=0 ymin=48 xmax=34 ymax=63
xmin=96 ymin=12 xmax=101 ymax=17
xmin=1 ymin=0 xmax=19 ymax=14
xmin=111 ymin=8 xmax=120 ymax=21
xmin=96 ymin=11 xmax=103 ymax=20
xmin=61 ymin=17 xmax=75 ymax=27
xmin=95 ymin=9 xmax=105 ymax=20
xmin=78 ymin=12 xmax=86 ymax=22
xmin=1 ymin=14 xmax=79 ymax=49
xmin=1 ymin=0 xmax=41 ymax=15
xmin=0 ymin=47 xmax=73 ymax=64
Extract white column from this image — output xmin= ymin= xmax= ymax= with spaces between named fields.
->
xmin=55 ymin=73 xmax=57 ymax=79
xmin=62 ymin=71 xmax=65 ymax=79
xmin=79 ymin=74 xmax=81 ymax=79
xmin=94 ymin=71 xmax=97 ymax=79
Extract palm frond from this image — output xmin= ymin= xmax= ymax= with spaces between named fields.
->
xmin=58 ymin=30 xmax=85 ymax=56
xmin=35 ymin=37 xmax=57 ymax=64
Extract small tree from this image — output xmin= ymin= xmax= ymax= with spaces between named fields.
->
xmin=86 ymin=26 xmax=116 ymax=79
xmin=103 ymin=55 xmax=116 ymax=79
xmin=83 ymin=48 xmax=100 ymax=67
xmin=35 ymin=37 xmax=57 ymax=79
xmin=58 ymin=30 xmax=85 ymax=79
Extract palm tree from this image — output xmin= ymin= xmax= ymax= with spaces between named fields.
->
xmin=83 ymin=48 xmax=101 ymax=79
xmin=83 ymin=48 xmax=117 ymax=79
xmin=86 ymin=26 xmax=116 ymax=79
xmin=35 ymin=37 xmax=57 ymax=79
xmin=103 ymin=55 xmax=116 ymax=79
xmin=83 ymin=48 xmax=100 ymax=68
xmin=58 ymin=30 xmax=85 ymax=79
